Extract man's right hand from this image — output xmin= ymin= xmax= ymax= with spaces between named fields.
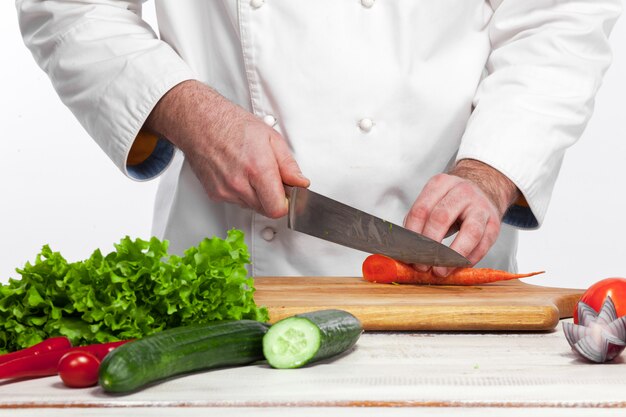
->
xmin=144 ymin=80 xmax=310 ymax=218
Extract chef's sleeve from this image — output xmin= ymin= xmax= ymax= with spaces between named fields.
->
xmin=457 ymin=0 xmax=622 ymax=229
xmin=16 ymin=0 xmax=196 ymax=180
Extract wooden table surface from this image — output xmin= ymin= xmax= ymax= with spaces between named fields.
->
xmin=1 ymin=320 xmax=626 ymax=417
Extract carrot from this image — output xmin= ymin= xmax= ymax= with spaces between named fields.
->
xmin=362 ymin=254 xmax=544 ymax=286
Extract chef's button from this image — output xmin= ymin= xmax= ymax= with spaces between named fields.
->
xmin=361 ymin=0 xmax=375 ymax=8
xmin=250 ymin=0 xmax=264 ymax=9
xmin=263 ymin=114 xmax=277 ymax=127
xmin=358 ymin=118 xmax=374 ymax=133
xmin=260 ymin=227 xmax=276 ymax=241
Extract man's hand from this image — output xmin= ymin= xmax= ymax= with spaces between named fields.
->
xmin=404 ymin=159 xmax=520 ymax=277
xmin=144 ymin=80 xmax=310 ymax=218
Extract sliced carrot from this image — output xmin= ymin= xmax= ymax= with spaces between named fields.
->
xmin=362 ymin=254 xmax=544 ymax=286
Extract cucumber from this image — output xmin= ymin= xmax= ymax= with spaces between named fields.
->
xmin=98 ymin=320 xmax=268 ymax=393
xmin=262 ymin=309 xmax=362 ymax=369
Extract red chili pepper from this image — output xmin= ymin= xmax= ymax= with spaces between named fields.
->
xmin=0 ymin=340 xmax=132 ymax=380
xmin=73 ymin=340 xmax=131 ymax=361
xmin=0 ymin=337 xmax=72 ymax=365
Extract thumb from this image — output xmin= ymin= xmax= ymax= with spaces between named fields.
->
xmin=269 ymin=133 xmax=310 ymax=188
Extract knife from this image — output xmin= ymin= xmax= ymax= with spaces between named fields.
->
xmin=286 ymin=186 xmax=471 ymax=267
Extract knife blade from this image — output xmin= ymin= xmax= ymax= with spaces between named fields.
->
xmin=286 ymin=186 xmax=471 ymax=267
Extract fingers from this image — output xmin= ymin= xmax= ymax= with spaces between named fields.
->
xmin=248 ymin=129 xmax=310 ymax=218
xmin=269 ymin=134 xmax=310 ymax=189
xmin=454 ymin=217 xmax=500 ymax=266
xmin=405 ymin=174 xmax=502 ymax=277
xmin=404 ymin=174 xmax=462 ymax=235
xmin=242 ymin=122 xmax=309 ymax=218
xmin=432 ymin=207 xmax=495 ymax=278
xmin=249 ymin=164 xmax=289 ymax=218
xmin=404 ymin=174 xmax=463 ymax=273
xmin=421 ymin=182 xmax=474 ymax=244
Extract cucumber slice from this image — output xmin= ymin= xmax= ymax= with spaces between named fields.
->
xmin=263 ymin=309 xmax=362 ymax=369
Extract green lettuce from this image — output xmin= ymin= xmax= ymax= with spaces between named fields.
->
xmin=0 ymin=229 xmax=268 ymax=353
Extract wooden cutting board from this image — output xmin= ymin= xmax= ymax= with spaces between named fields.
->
xmin=253 ymin=277 xmax=584 ymax=331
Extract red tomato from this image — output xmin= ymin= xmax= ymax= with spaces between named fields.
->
xmin=574 ymin=278 xmax=626 ymax=324
xmin=57 ymin=351 xmax=101 ymax=388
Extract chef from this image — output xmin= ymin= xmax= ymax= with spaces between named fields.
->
xmin=16 ymin=1 xmax=620 ymax=277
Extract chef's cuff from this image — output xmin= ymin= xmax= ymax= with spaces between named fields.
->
xmin=126 ymin=131 xmax=175 ymax=180
xmin=503 ymin=203 xmax=539 ymax=229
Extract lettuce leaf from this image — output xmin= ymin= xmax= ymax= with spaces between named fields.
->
xmin=0 ymin=229 xmax=268 ymax=353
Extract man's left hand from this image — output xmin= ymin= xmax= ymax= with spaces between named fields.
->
xmin=404 ymin=159 xmax=520 ymax=277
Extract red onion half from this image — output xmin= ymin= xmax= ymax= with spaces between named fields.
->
xmin=563 ymin=296 xmax=626 ymax=363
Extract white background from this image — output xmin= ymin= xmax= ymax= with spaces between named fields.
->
xmin=1 ymin=2 xmax=625 ymax=289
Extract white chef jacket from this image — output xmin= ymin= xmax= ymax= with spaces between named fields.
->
xmin=17 ymin=0 xmax=621 ymax=276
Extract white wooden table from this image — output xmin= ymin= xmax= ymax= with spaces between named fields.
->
xmin=1 ymin=320 xmax=625 ymax=417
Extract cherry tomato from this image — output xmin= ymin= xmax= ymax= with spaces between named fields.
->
xmin=57 ymin=351 xmax=101 ymax=388
xmin=574 ymin=278 xmax=626 ymax=324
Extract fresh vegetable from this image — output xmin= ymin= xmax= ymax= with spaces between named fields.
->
xmin=0 ymin=336 xmax=71 ymax=365
xmin=0 ymin=348 xmax=66 ymax=380
xmin=0 ymin=340 xmax=131 ymax=380
xmin=0 ymin=229 xmax=268 ymax=353
xmin=263 ymin=309 xmax=362 ymax=369
xmin=563 ymin=296 xmax=626 ymax=363
xmin=573 ymin=278 xmax=626 ymax=324
xmin=75 ymin=340 xmax=131 ymax=360
xmin=362 ymin=254 xmax=544 ymax=285
xmin=58 ymin=351 xmax=101 ymax=388
xmin=99 ymin=320 xmax=268 ymax=393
